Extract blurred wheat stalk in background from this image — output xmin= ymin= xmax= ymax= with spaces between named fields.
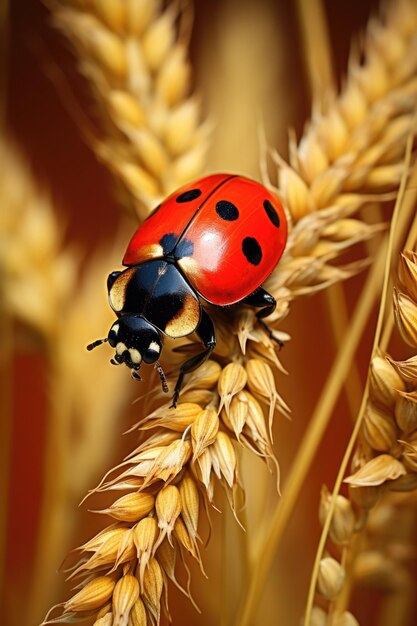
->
xmin=0 ymin=135 xmax=140 ymax=624
xmin=0 ymin=139 xmax=75 ymax=336
xmin=0 ymin=137 xmax=76 ymax=614
xmin=33 ymin=1 xmax=417 ymax=626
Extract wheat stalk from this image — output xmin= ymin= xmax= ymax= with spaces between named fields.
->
xmin=41 ymin=1 xmax=417 ymax=625
xmin=50 ymin=0 xmax=210 ymax=221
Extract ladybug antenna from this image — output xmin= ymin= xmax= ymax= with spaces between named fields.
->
xmin=155 ymin=362 xmax=169 ymax=394
xmin=87 ymin=337 xmax=108 ymax=351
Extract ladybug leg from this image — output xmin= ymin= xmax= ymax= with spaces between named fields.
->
xmin=171 ymin=310 xmax=216 ymax=408
xmin=242 ymin=287 xmax=284 ymax=349
xmin=243 ymin=287 xmax=276 ymax=318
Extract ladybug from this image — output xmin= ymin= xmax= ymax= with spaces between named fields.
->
xmin=87 ymin=174 xmax=288 ymax=406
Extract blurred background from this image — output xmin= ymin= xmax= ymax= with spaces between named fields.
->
xmin=2 ymin=1 xmax=407 ymax=625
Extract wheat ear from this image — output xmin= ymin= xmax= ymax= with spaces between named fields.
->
xmin=310 ymin=151 xmax=417 ymax=625
xmin=50 ymin=0 xmax=210 ymax=220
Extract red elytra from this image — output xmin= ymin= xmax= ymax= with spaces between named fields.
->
xmin=123 ymin=173 xmax=288 ymax=306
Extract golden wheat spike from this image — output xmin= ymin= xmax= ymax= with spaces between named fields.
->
xmin=51 ymin=0 xmax=210 ymax=220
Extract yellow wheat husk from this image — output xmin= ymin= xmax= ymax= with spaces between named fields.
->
xmin=44 ymin=0 xmax=417 ymax=625
xmin=51 ymin=0 xmax=210 ymax=220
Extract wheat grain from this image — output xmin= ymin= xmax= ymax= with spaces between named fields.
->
xmin=317 ymin=557 xmax=346 ymax=599
xmin=319 ymin=486 xmax=356 ymax=546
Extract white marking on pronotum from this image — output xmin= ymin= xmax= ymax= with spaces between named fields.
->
xmin=112 ymin=323 xmax=120 ymax=334
xmin=149 ymin=341 xmax=160 ymax=353
xmin=116 ymin=342 xmax=127 ymax=355
xmin=129 ymin=348 xmax=142 ymax=364
xmin=109 ymin=267 xmax=136 ymax=311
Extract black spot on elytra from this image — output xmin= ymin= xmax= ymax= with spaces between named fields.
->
xmin=242 ymin=237 xmax=262 ymax=266
xmin=216 ymin=200 xmax=239 ymax=221
xmin=175 ymin=238 xmax=194 ymax=259
xmin=160 ymin=234 xmax=194 ymax=259
xmin=176 ymin=189 xmax=202 ymax=203
xmin=160 ymin=233 xmax=178 ymax=255
xmin=263 ymin=199 xmax=280 ymax=227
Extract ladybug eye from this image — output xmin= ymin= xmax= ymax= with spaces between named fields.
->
xmin=108 ymin=324 xmax=119 ymax=347
xmin=143 ymin=340 xmax=161 ymax=364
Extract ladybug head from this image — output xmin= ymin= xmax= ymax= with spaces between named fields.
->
xmin=87 ymin=316 xmax=167 ymax=389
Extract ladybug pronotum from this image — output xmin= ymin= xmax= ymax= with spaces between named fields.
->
xmin=88 ymin=174 xmax=288 ymax=406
